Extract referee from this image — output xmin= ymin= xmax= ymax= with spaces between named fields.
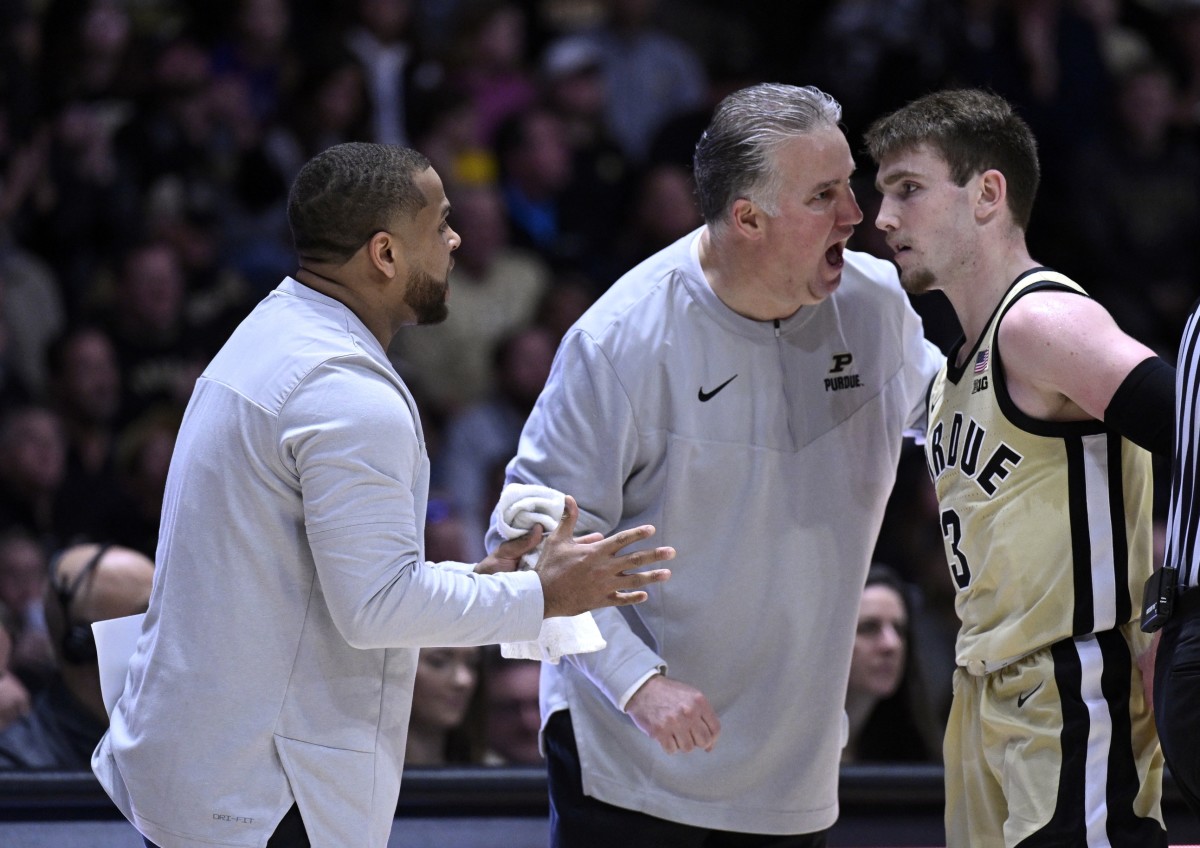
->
xmin=1153 ymin=297 xmax=1200 ymax=820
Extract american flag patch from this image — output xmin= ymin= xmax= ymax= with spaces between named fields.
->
xmin=974 ymin=350 xmax=990 ymax=373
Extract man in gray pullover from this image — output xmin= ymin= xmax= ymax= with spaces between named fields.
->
xmin=490 ymin=83 xmax=943 ymax=846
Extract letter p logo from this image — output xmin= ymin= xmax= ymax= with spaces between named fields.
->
xmin=829 ymin=353 xmax=854 ymax=373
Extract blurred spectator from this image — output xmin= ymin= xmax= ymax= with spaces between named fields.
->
xmin=482 ymin=650 xmax=542 ymax=765
xmin=597 ymin=161 xmax=701 ymax=282
xmin=0 ymin=405 xmax=69 ymax=553
xmin=652 ymin=0 xmax=762 ymax=88
xmin=223 ymin=151 xmax=294 ymax=301
xmin=38 ymin=0 xmax=139 ymax=107
xmin=0 ymin=542 xmax=154 ymax=770
xmin=532 ymin=271 xmax=594 ymax=341
xmin=24 ymin=98 xmax=123 ymax=313
xmin=415 ymin=0 xmax=468 ymax=55
xmin=538 ymin=37 xmax=614 ymax=164
xmin=205 ymin=0 xmax=306 ymax=302
xmin=405 ymin=646 xmax=488 ymax=766
xmin=19 ymin=97 xmax=127 ymax=314
xmin=156 ymin=193 xmax=257 ymax=341
xmin=546 ymin=0 xmax=706 ymax=163
xmin=0 ymin=529 xmax=54 ymax=692
xmin=410 ymin=83 xmax=496 ymax=187
xmin=1074 ymin=0 xmax=1157 ymax=79
xmin=0 ymin=2 xmax=43 ymax=139
xmin=45 ymin=325 xmax=128 ymax=545
xmin=0 ymin=259 xmax=52 ymax=404
xmin=208 ymin=0 xmax=298 ymax=128
xmin=539 ymin=37 xmax=633 ymax=285
xmin=645 ymin=40 xmax=762 ymax=176
xmin=109 ymin=37 xmax=224 ymax=246
xmin=494 ymin=103 xmax=618 ymax=276
xmin=801 ymin=0 xmax=954 ymax=147
xmin=45 ymin=328 xmax=120 ymax=451
xmin=264 ymin=49 xmax=372 ymax=184
xmin=0 ymin=116 xmax=65 ymax=396
xmin=109 ymin=406 xmax=179 ymax=559
xmin=1163 ymin=0 xmax=1200 ymax=128
xmin=493 ymin=105 xmax=575 ymax=265
xmin=438 ymin=325 xmax=556 ymax=560
xmin=843 ymin=564 xmax=941 ymax=764
xmin=943 ymin=0 xmax=1114 ymax=260
xmin=0 ymin=114 xmax=51 ymax=254
xmin=442 ymin=0 xmax=538 ymax=146
xmin=1066 ymin=57 xmax=1200 ymax=352
xmin=391 ymin=180 xmax=549 ymax=414
xmin=97 ymin=240 xmax=209 ymax=425
xmin=344 ymin=0 xmax=433 ymax=146
xmin=0 ymin=621 xmax=31 ymax=733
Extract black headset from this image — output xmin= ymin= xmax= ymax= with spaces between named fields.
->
xmin=54 ymin=543 xmax=113 ymax=665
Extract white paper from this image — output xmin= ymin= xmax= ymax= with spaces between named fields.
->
xmin=92 ymin=612 xmax=146 ymax=717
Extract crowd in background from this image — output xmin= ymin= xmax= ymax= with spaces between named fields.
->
xmin=0 ymin=0 xmax=1198 ymax=769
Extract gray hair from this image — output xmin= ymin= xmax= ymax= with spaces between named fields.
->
xmin=288 ymin=143 xmax=432 ymax=265
xmin=693 ymin=83 xmax=843 ymax=227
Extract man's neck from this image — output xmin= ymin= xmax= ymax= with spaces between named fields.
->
xmin=294 ymin=265 xmax=398 ymax=349
xmin=944 ymin=244 xmax=1038 ymax=359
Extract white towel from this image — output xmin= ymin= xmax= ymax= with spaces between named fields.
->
xmin=495 ymin=483 xmax=606 ymax=664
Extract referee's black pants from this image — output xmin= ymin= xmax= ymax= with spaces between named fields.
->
xmin=143 ymin=803 xmax=308 ymax=848
xmin=544 ymin=710 xmax=827 ymax=848
xmin=1154 ymin=588 xmax=1200 ymax=822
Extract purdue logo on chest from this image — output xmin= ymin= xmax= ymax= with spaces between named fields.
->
xmin=927 ymin=412 xmax=1024 ymax=496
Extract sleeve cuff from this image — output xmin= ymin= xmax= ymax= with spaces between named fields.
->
xmin=617 ymin=667 xmax=665 ymax=712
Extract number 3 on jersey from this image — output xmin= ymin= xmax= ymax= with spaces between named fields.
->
xmin=940 ymin=509 xmax=971 ymax=589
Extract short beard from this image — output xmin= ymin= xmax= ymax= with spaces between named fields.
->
xmin=405 ymin=267 xmax=449 ymax=325
xmin=900 ymin=267 xmax=936 ymax=295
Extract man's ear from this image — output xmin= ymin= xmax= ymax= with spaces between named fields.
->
xmin=731 ymin=197 xmax=766 ymax=240
xmin=364 ymin=230 xmax=401 ymax=279
xmin=976 ymin=169 xmax=1007 ymax=223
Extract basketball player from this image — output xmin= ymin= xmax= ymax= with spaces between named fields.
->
xmin=866 ymin=89 xmax=1173 ymax=847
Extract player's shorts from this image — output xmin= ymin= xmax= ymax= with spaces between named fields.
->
xmin=944 ymin=622 xmax=1166 ymax=847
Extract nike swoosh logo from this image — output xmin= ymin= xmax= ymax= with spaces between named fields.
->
xmin=1016 ymin=681 xmax=1044 ymax=708
xmin=698 ymin=374 xmax=738 ymax=402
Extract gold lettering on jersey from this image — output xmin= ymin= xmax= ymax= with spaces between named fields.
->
xmin=928 ymin=412 xmax=1024 ymax=495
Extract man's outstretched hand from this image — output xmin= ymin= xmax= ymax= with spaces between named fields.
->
xmin=533 ymin=496 xmax=673 ymax=618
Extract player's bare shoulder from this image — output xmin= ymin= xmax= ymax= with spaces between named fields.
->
xmin=998 ymin=288 xmax=1098 ymax=352
xmin=999 ymin=290 xmax=1137 ymax=422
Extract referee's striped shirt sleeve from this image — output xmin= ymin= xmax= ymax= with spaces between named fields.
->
xmin=1165 ymin=301 xmax=1200 ymax=590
